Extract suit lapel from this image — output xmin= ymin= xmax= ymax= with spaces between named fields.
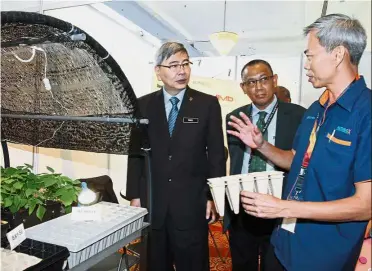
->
xmin=152 ymin=89 xmax=169 ymax=138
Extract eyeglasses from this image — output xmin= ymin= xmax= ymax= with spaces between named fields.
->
xmin=158 ymin=61 xmax=193 ymax=72
xmin=242 ymin=75 xmax=274 ymax=88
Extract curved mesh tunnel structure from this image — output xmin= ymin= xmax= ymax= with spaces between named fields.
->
xmin=1 ymin=11 xmax=141 ymax=155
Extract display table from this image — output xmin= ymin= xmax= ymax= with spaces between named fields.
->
xmin=70 ymin=222 xmax=149 ymax=271
xmin=26 ymin=202 xmax=148 ymax=270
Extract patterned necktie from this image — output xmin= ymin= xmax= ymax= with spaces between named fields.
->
xmin=249 ymin=111 xmax=268 ymax=172
xmin=168 ymin=96 xmax=180 ymax=136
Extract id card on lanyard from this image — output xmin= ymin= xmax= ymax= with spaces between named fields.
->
xmin=281 ymin=77 xmax=358 ymax=233
xmin=247 ymin=101 xmax=278 ymax=167
xmin=281 ymin=114 xmax=320 ymax=233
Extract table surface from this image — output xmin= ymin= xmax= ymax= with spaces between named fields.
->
xmin=70 ymin=222 xmax=150 ymax=271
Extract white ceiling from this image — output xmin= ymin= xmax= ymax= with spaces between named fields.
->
xmin=2 ymin=0 xmax=371 ymax=57
xmin=135 ymin=0 xmax=371 ymax=56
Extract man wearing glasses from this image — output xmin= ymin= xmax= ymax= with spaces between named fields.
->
xmin=228 ymin=14 xmax=371 ymax=271
xmin=225 ymin=59 xmax=305 ymax=271
xmin=126 ymin=42 xmax=225 ymax=271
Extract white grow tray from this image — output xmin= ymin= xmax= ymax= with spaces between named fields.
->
xmin=26 ymin=201 xmax=148 ymax=268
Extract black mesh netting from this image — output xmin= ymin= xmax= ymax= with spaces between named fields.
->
xmin=1 ymin=11 xmax=142 ymax=155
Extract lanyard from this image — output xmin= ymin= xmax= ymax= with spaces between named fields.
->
xmin=247 ymin=101 xmax=278 ymax=135
xmin=247 ymin=101 xmax=278 ymax=167
xmin=287 ymin=78 xmax=358 ymax=200
xmin=316 ymin=78 xmax=357 ymax=132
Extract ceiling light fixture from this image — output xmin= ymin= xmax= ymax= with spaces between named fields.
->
xmin=209 ymin=0 xmax=239 ymax=56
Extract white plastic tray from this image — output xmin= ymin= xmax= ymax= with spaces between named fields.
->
xmin=1 ymin=248 xmax=42 ymax=271
xmin=208 ymin=171 xmax=284 ymax=215
xmin=25 ymin=202 xmax=147 ymax=268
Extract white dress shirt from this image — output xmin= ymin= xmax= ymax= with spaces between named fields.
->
xmin=241 ymin=95 xmax=278 ymax=173
xmin=163 ymin=87 xmax=186 ymax=120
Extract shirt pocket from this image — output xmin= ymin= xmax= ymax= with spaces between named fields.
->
xmin=323 ymin=131 xmax=355 ymax=162
xmin=326 ymin=133 xmax=352 ymax=147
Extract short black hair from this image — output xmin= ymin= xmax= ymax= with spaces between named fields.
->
xmin=240 ymin=59 xmax=274 ymax=79
xmin=277 ymin=86 xmax=291 ymax=99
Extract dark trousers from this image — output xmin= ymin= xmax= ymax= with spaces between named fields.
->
xmin=149 ymin=214 xmax=209 ymax=271
xmin=264 ymin=243 xmax=286 ymax=271
xmin=229 ymin=213 xmax=284 ymax=271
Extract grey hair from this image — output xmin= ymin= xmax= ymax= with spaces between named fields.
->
xmin=155 ymin=42 xmax=189 ymax=66
xmin=303 ymin=13 xmax=367 ymax=65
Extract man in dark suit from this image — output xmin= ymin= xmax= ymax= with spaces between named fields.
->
xmin=126 ymin=42 xmax=226 ymax=271
xmin=224 ymin=59 xmax=305 ymax=271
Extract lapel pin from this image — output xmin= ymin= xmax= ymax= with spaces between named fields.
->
xmin=189 ymin=97 xmax=193 ymax=101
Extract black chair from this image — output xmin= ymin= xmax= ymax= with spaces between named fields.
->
xmin=80 ymin=175 xmax=119 ymax=204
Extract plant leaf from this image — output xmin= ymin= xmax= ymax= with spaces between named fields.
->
xmin=3 ymin=178 xmax=15 ymax=184
xmin=13 ymin=182 xmax=24 ymax=190
xmin=60 ymin=191 xmax=75 ymax=206
xmin=35 ymin=198 xmax=44 ymax=205
xmin=38 ymin=174 xmax=51 ymax=180
xmin=59 ymin=176 xmax=76 ymax=185
xmin=54 ymin=188 xmax=66 ymax=197
xmin=27 ymin=199 xmax=37 ymax=215
xmin=1 ymin=185 xmax=12 ymax=192
xmin=4 ymin=197 xmax=13 ymax=208
xmin=44 ymin=178 xmax=58 ymax=187
xmin=11 ymin=174 xmax=24 ymax=180
xmin=9 ymin=204 xmax=19 ymax=213
xmin=72 ymin=179 xmax=81 ymax=185
xmin=3 ymin=168 xmax=17 ymax=176
xmin=26 ymin=183 xmax=39 ymax=190
xmin=46 ymin=166 xmax=55 ymax=173
xmin=24 ymin=163 xmax=33 ymax=169
xmin=13 ymin=195 xmax=21 ymax=209
xmin=25 ymin=188 xmax=34 ymax=197
xmin=19 ymin=198 xmax=28 ymax=208
xmin=62 ymin=185 xmax=74 ymax=190
xmin=65 ymin=205 xmax=72 ymax=214
xmin=36 ymin=205 xmax=46 ymax=221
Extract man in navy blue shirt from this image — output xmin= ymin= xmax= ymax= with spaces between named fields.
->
xmin=227 ymin=14 xmax=371 ymax=271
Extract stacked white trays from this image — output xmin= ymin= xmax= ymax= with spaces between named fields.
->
xmin=25 ymin=202 xmax=148 ymax=268
xmin=208 ymin=171 xmax=284 ymax=216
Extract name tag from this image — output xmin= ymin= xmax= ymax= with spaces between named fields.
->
xmin=281 ymin=217 xmax=297 ymax=233
xmin=71 ymin=206 xmax=102 ymax=221
xmin=7 ymin=223 xmax=26 ymax=250
xmin=183 ymin=117 xmax=199 ymax=123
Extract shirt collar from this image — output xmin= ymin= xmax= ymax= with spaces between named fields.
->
xmin=252 ymin=95 xmax=278 ymax=117
xmin=163 ymin=87 xmax=186 ymax=104
xmin=318 ymin=75 xmax=366 ymax=112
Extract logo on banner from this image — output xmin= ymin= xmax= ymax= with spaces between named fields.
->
xmin=216 ymin=95 xmax=234 ymax=102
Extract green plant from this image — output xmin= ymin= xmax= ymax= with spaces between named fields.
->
xmin=1 ymin=164 xmax=82 ymax=220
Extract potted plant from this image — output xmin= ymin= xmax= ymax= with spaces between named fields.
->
xmin=1 ymin=163 xmax=82 ymax=229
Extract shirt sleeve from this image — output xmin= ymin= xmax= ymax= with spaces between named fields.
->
xmin=292 ymin=117 xmax=305 ymax=151
xmin=353 ymin=113 xmax=372 ymax=183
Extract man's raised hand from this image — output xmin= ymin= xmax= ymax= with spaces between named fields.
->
xmin=227 ymin=112 xmax=264 ymax=149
